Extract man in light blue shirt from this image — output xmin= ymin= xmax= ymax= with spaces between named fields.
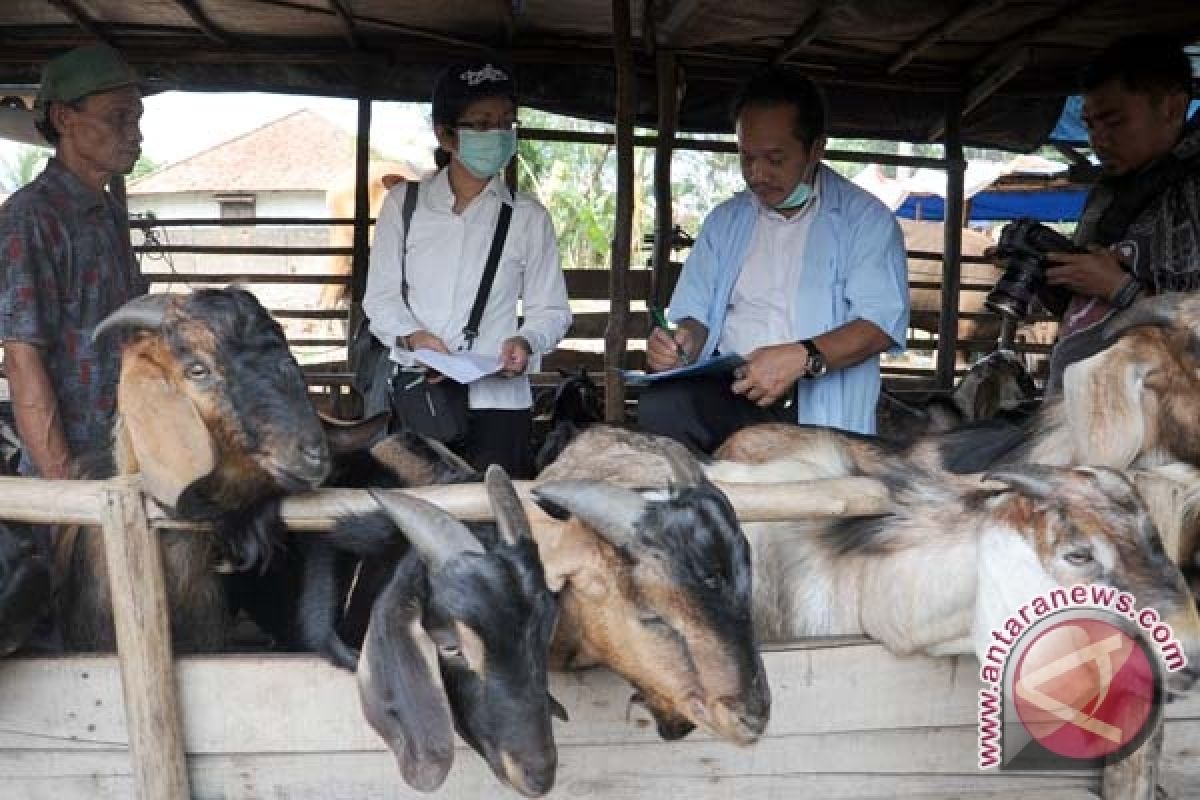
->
xmin=639 ymin=68 xmax=908 ymax=451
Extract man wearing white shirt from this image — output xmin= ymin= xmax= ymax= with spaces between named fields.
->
xmin=363 ymin=60 xmax=571 ymax=477
xmin=639 ymin=68 xmax=909 ymax=451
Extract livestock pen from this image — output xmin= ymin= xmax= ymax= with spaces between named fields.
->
xmin=1 ymin=3 xmax=1199 ymax=799
xmin=0 ymin=475 xmax=1193 ymax=799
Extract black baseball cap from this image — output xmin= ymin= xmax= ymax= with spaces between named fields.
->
xmin=431 ymin=60 xmax=518 ymax=127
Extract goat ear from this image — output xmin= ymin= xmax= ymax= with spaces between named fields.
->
xmin=320 ymin=411 xmax=391 ymax=456
xmin=357 ymin=560 xmax=456 ymax=792
xmin=1102 ymin=293 xmax=1187 ymax=343
xmin=117 ymin=347 xmax=216 ymax=511
xmin=982 ymin=465 xmax=1060 ymax=501
xmin=1062 ymin=350 xmax=1148 ymax=467
xmin=528 ymin=518 xmax=610 ymax=597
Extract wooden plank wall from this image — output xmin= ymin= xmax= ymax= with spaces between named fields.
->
xmin=0 ymin=640 xmax=1194 ymax=799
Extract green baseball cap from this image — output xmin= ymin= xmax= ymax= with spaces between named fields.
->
xmin=34 ymin=44 xmax=139 ymax=124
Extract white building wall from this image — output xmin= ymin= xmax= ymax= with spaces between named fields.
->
xmin=127 ymin=190 xmax=326 ymax=220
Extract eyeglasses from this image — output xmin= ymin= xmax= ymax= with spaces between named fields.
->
xmin=455 ymin=119 xmax=520 ymax=133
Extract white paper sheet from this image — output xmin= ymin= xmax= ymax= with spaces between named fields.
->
xmin=410 ymin=348 xmax=503 ymax=384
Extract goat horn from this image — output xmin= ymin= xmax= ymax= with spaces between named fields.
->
xmin=367 ymin=488 xmax=483 ymax=572
xmin=981 ymin=465 xmax=1062 ymax=500
xmin=662 ymin=439 xmax=707 ymax=488
xmin=1102 ymin=292 xmax=1187 ymax=343
xmin=485 ymin=465 xmax=531 ymax=546
xmin=422 ymin=436 xmax=478 ymax=478
xmin=93 ymin=293 xmax=179 ymax=341
xmin=531 ymin=480 xmax=645 ymax=548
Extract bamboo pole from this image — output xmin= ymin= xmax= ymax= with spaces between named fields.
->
xmin=604 ymin=0 xmax=635 ymax=423
xmin=99 ymin=479 xmax=189 ymax=800
xmin=138 ymin=476 xmax=894 ymax=532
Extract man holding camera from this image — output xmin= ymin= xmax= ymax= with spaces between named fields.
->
xmin=1040 ymin=34 xmax=1198 ymax=392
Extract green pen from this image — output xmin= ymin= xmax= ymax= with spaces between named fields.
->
xmin=650 ymin=306 xmax=691 ymax=367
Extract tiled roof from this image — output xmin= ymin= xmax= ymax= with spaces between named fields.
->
xmin=128 ymin=110 xmax=362 ymax=194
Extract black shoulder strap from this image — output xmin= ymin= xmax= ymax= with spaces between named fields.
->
xmin=1094 ymin=149 xmax=1200 ymax=245
xmin=398 ymin=181 xmax=420 ymax=313
xmin=462 ymin=200 xmax=513 ymax=350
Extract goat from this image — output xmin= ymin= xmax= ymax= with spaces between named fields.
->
xmin=0 ymin=523 xmax=51 ymax=655
xmin=333 ymin=466 xmax=561 ymax=796
xmin=532 ymin=368 xmax=603 ymax=473
xmin=535 ymin=430 xmax=770 ymax=744
xmin=55 ymin=288 xmax=335 ymax=653
xmin=739 ymin=463 xmax=1200 ymax=693
xmin=876 ymin=349 xmax=1039 ymax=441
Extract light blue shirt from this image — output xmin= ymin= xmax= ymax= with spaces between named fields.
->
xmin=668 ymin=165 xmax=909 ymax=434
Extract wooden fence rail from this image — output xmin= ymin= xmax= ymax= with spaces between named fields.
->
xmin=0 ymin=474 xmax=1179 ymax=799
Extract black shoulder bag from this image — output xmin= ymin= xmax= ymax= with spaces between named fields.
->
xmin=348 ymin=182 xmax=421 ymax=417
xmin=388 ymin=186 xmax=513 ymax=443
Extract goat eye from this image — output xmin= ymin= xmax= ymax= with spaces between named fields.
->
xmin=638 ymin=613 xmax=665 ymax=628
xmin=702 ymin=574 xmax=721 ymax=590
xmin=185 ymin=362 xmax=210 ymax=380
xmin=1063 ymin=548 xmax=1094 ymax=566
xmin=438 ymin=642 xmax=461 ymax=658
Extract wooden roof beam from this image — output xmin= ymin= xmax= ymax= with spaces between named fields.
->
xmin=657 ymin=0 xmax=701 ymax=45
xmin=171 ymin=0 xmax=232 ymax=45
xmin=927 ymin=46 xmax=1029 ymax=141
xmin=770 ymin=8 xmax=825 ymax=67
xmin=887 ymin=0 xmax=1007 ymax=75
xmin=43 ymin=0 xmax=114 ymax=46
xmin=326 ymin=0 xmax=362 ymax=49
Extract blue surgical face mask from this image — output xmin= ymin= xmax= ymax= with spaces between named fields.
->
xmin=455 ymin=128 xmax=517 ymax=179
xmin=775 ymin=178 xmax=813 ymax=211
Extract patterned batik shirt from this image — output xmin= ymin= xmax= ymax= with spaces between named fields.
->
xmin=0 ymin=159 xmax=148 ymax=472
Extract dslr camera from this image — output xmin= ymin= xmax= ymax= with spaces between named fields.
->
xmin=984 ymin=218 xmax=1082 ymax=320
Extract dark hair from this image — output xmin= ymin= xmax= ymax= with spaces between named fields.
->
xmin=1081 ymin=34 xmax=1193 ymax=101
xmin=732 ymin=68 xmax=827 ymax=145
xmin=33 ymin=97 xmax=85 ymax=146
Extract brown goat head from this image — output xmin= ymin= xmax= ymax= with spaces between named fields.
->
xmin=98 ymin=289 xmax=331 ymax=516
xmin=981 ymin=465 xmax=1200 ymax=694
xmin=533 ymin=439 xmax=770 ymax=745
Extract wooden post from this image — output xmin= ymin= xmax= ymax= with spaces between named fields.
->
xmin=936 ymin=93 xmax=964 ymax=390
xmin=605 ymin=0 xmax=635 ymax=423
xmin=100 ymin=480 xmax=189 ymax=800
xmin=348 ymin=92 xmax=373 ymax=307
xmin=650 ymin=49 xmax=679 ymax=312
xmin=1101 ymin=720 xmax=1163 ymax=799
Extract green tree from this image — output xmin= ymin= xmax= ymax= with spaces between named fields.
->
xmin=130 ymin=154 xmax=159 ymax=181
xmin=0 ymin=144 xmax=50 ymax=191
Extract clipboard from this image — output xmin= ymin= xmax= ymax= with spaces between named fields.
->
xmin=621 ymin=353 xmax=745 ymax=386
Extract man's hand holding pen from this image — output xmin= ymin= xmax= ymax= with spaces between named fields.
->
xmin=646 ymin=308 xmax=702 ymax=373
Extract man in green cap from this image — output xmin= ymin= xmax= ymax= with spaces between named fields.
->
xmin=0 ymin=43 xmax=148 ymax=481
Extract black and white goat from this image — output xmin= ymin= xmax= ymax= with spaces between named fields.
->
xmin=0 ymin=522 xmax=51 ymax=656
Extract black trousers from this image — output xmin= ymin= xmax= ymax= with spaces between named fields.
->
xmin=457 ymin=408 xmax=535 ymax=480
xmin=636 ymin=374 xmax=796 ymax=454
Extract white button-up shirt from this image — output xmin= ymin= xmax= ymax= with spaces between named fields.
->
xmin=718 ymin=186 xmax=822 ymax=356
xmin=363 ymin=168 xmax=572 ymax=410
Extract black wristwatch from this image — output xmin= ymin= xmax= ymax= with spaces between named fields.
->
xmin=798 ymin=338 xmax=827 ymax=379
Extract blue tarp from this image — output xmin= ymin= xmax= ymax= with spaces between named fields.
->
xmin=897 ymin=188 xmax=1088 ymax=223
